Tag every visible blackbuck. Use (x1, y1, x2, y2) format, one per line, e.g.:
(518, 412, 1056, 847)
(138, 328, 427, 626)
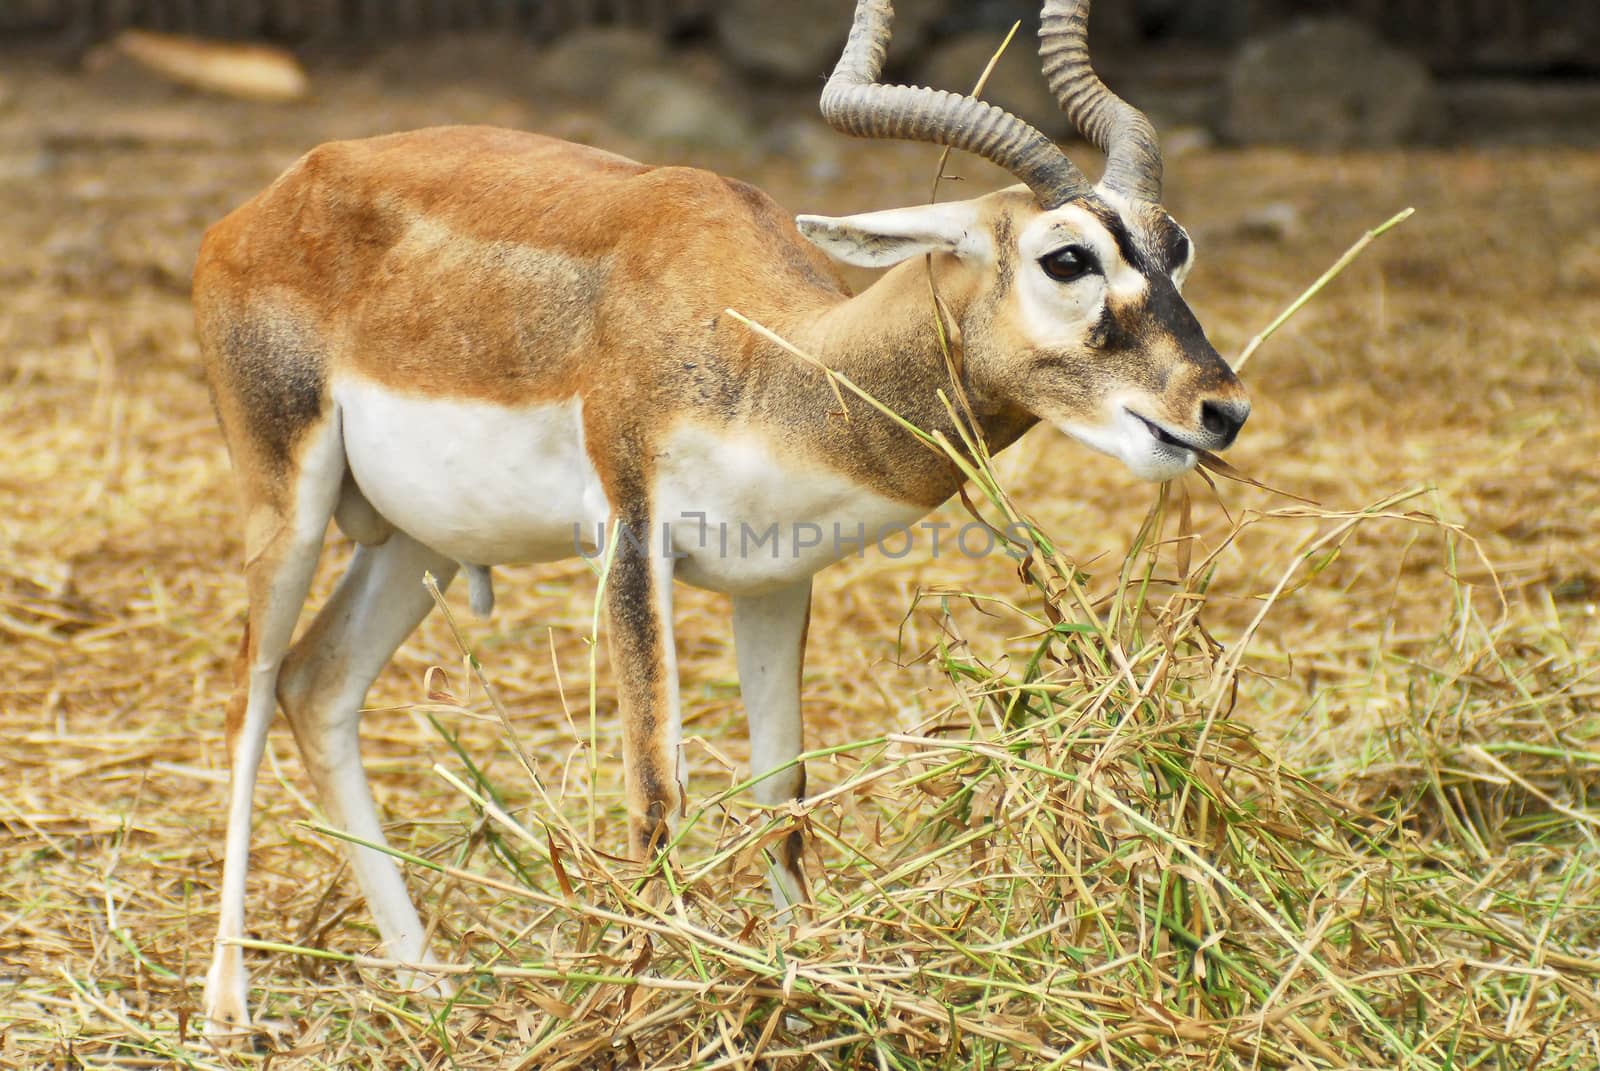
(194, 0, 1249, 1033)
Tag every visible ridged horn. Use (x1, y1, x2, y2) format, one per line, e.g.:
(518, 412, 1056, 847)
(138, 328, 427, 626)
(821, 0, 1090, 209)
(1039, 0, 1163, 202)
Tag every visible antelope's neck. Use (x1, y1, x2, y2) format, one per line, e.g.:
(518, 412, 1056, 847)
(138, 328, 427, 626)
(753, 260, 1037, 510)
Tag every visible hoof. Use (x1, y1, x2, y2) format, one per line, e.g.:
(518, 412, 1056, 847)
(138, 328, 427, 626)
(203, 952, 258, 1047)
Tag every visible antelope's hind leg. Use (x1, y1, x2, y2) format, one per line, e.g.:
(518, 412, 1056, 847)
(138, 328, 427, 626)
(204, 420, 345, 1037)
(275, 517, 459, 997)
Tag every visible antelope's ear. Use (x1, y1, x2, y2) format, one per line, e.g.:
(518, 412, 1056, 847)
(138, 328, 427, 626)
(796, 201, 985, 268)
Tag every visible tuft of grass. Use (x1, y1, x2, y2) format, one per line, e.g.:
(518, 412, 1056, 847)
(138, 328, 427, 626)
(270, 441, 1600, 1070)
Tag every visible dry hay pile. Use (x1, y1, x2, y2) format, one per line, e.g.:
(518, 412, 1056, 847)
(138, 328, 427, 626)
(1, 60, 1599, 1070)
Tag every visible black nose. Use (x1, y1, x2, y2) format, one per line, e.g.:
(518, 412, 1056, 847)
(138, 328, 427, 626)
(1199, 399, 1249, 449)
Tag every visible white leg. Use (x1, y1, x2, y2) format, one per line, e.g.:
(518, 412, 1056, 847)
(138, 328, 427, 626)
(731, 578, 812, 910)
(276, 531, 458, 992)
(206, 435, 344, 1036)
(207, 622, 308, 1035)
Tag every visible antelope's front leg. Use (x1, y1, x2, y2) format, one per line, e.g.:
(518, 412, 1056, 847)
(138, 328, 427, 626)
(605, 513, 684, 864)
(731, 578, 812, 910)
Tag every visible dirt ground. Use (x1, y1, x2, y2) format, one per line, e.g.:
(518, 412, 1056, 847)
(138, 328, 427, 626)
(1, 46, 1598, 1065)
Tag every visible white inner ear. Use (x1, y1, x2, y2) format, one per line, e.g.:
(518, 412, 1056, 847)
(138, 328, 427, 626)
(796, 201, 983, 268)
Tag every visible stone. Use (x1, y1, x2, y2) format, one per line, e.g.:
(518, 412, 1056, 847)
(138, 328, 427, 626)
(716, 0, 854, 83)
(111, 30, 309, 102)
(883, 0, 950, 74)
(762, 117, 848, 184)
(605, 69, 754, 152)
(1235, 201, 1302, 243)
(715, 0, 944, 84)
(1438, 80, 1600, 147)
(372, 33, 547, 96)
(533, 27, 667, 104)
(1223, 17, 1434, 149)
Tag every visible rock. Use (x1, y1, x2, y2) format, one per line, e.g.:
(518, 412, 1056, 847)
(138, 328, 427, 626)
(937, 0, 1033, 37)
(1438, 80, 1600, 147)
(111, 30, 309, 102)
(763, 117, 847, 184)
(1235, 201, 1302, 243)
(1160, 124, 1215, 159)
(372, 33, 547, 95)
(715, 0, 942, 83)
(883, 0, 949, 74)
(605, 69, 754, 152)
(1223, 17, 1434, 149)
(716, 0, 854, 83)
(916, 30, 1065, 137)
(1136, 0, 1247, 42)
(533, 27, 666, 104)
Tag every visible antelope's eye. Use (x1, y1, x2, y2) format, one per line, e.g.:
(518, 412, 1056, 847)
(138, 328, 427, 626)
(1170, 234, 1191, 269)
(1039, 245, 1096, 283)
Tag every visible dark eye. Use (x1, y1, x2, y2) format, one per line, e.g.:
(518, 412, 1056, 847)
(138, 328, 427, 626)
(1039, 245, 1097, 283)
(1170, 233, 1191, 268)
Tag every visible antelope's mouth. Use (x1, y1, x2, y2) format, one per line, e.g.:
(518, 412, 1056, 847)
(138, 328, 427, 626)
(1129, 411, 1198, 453)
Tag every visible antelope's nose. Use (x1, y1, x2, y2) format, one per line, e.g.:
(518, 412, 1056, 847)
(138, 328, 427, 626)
(1200, 398, 1249, 450)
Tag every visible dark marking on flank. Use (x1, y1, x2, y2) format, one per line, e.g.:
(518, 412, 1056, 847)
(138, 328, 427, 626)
(219, 316, 327, 472)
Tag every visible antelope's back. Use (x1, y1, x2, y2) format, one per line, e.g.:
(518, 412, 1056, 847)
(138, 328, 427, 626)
(194, 125, 845, 410)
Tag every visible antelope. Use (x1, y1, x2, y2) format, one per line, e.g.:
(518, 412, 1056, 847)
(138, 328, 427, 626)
(194, 0, 1249, 1034)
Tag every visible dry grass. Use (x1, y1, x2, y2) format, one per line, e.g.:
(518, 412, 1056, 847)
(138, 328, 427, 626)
(2, 57, 1599, 1070)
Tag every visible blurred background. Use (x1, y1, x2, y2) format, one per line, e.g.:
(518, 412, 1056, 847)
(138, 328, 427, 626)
(2, 0, 1598, 148)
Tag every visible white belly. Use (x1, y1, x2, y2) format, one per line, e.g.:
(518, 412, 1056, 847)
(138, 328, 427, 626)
(334, 380, 930, 589)
(336, 378, 608, 565)
(654, 422, 928, 595)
